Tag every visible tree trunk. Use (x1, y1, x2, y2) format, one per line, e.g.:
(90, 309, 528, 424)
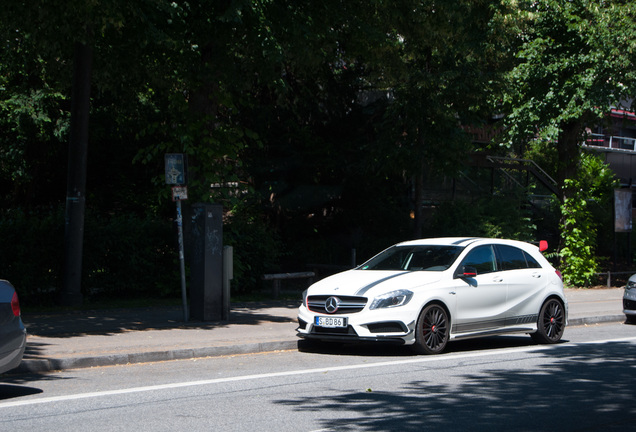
(556, 120, 583, 202)
(413, 134, 427, 239)
(61, 42, 92, 306)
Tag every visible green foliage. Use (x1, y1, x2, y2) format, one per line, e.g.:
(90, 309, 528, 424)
(0, 207, 180, 306)
(499, 0, 636, 196)
(426, 195, 538, 242)
(559, 153, 617, 286)
(502, 0, 636, 145)
(223, 198, 282, 295)
(0, 208, 65, 305)
(1, 0, 635, 303)
(82, 211, 179, 299)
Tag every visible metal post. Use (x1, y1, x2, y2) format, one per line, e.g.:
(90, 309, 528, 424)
(223, 246, 233, 321)
(176, 199, 188, 322)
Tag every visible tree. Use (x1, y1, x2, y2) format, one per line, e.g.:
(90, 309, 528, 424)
(0, 1, 192, 302)
(501, 0, 636, 200)
(374, 0, 510, 237)
(499, 0, 636, 283)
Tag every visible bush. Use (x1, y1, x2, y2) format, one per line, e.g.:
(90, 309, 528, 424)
(0, 207, 65, 306)
(558, 153, 617, 286)
(223, 200, 282, 295)
(82, 212, 179, 299)
(0, 206, 180, 306)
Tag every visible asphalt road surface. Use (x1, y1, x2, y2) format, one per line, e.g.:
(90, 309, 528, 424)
(1, 322, 635, 432)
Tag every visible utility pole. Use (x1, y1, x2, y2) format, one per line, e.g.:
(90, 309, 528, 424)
(61, 42, 92, 306)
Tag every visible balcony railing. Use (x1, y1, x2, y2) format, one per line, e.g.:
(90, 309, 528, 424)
(585, 133, 636, 151)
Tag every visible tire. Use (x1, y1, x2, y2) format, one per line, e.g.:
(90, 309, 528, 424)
(531, 298, 565, 344)
(413, 304, 449, 355)
(626, 315, 636, 325)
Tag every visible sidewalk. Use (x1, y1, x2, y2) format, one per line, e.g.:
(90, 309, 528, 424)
(12, 288, 627, 374)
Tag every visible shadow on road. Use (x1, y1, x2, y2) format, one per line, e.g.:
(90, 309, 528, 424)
(0, 384, 43, 401)
(281, 340, 636, 431)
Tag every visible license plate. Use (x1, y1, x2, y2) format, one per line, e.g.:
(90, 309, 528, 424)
(315, 316, 347, 328)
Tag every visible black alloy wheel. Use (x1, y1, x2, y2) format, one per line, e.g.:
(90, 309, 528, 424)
(531, 298, 565, 344)
(413, 304, 449, 354)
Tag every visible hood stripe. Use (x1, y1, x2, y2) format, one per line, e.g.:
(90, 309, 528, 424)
(355, 271, 410, 296)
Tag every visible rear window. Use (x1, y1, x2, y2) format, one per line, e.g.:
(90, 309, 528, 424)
(496, 245, 542, 270)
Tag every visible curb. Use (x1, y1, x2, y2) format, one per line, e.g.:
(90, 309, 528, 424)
(15, 340, 300, 374)
(12, 315, 628, 375)
(568, 315, 627, 326)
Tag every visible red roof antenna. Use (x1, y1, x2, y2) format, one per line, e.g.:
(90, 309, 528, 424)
(539, 240, 548, 252)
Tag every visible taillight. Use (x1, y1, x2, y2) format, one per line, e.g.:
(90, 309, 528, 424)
(11, 291, 21, 317)
(555, 270, 563, 281)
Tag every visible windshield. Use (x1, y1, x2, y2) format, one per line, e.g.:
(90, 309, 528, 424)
(359, 245, 464, 271)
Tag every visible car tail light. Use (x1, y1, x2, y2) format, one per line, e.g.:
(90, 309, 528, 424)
(555, 270, 563, 281)
(11, 291, 21, 317)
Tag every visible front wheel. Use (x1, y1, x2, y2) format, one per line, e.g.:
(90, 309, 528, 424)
(531, 298, 565, 344)
(413, 304, 449, 355)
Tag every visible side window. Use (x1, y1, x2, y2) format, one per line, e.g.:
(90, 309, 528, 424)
(461, 245, 496, 275)
(496, 245, 528, 270)
(523, 251, 542, 268)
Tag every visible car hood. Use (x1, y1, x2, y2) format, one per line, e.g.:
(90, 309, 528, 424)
(307, 269, 443, 297)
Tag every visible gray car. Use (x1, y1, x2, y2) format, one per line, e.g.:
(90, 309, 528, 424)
(0, 280, 26, 374)
(625, 275, 636, 324)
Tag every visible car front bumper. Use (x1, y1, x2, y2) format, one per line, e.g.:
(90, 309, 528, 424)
(296, 303, 417, 345)
(624, 286, 636, 316)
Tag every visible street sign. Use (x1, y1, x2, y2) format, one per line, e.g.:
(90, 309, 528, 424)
(165, 153, 187, 185)
(172, 186, 188, 201)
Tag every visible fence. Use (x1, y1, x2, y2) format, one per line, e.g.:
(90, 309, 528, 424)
(595, 271, 635, 288)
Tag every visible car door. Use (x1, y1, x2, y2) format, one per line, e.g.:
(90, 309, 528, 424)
(452, 245, 507, 334)
(495, 245, 549, 327)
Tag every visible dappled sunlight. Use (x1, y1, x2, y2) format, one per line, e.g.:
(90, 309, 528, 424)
(276, 341, 636, 431)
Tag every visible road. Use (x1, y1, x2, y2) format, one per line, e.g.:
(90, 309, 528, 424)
(1, 323, 635, 432)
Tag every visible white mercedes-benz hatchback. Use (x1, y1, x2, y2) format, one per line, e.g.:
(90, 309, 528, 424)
(297, 237, 567, 354)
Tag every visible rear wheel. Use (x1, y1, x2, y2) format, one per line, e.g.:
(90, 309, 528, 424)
(413, 304, 449, 354)
(531, 298, 565, 344)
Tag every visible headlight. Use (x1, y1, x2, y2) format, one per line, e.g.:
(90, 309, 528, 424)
(370, 289, 413, 310)
(628, 280, 636, 290)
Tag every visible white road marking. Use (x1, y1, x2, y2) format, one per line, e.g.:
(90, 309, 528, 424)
(2, 336, 635, 409)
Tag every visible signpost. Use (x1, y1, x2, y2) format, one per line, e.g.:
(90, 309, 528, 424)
(165, 154, 189, 322)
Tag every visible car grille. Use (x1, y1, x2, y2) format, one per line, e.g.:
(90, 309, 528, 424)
(624, 298, 636, 310)
(307, 295, 367, 314)
(311, 325, 358, 336)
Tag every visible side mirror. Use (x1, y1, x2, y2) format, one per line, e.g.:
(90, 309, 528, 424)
(455, 265, 477, 279)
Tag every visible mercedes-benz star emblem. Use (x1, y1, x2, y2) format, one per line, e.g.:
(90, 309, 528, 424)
(325, 296, 340, 314)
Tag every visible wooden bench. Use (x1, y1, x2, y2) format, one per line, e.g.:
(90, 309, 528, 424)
(262, 271, 315, 299)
